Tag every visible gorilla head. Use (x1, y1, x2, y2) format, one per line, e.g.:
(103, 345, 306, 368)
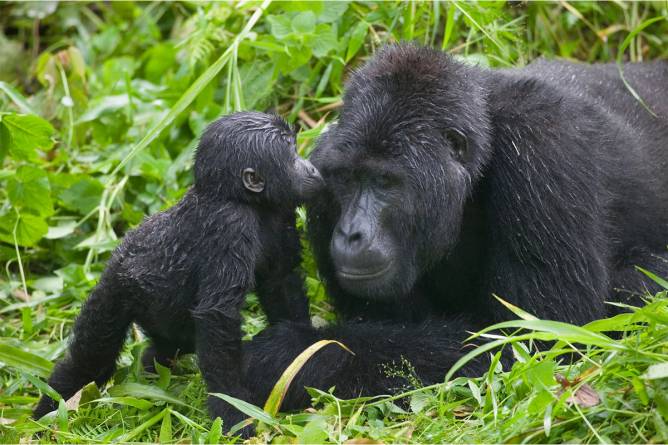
(195, 111, 323, 208)
(309, 45, 492, 300)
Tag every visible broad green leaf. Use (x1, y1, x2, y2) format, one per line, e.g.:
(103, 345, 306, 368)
(32, 275, 64, 293)
(77, 94, 130, 123)
(45, 220, 77, 240)
(312, 24, 338, 58)
(7, 165, 53, 216)
(346, 21, 368, 62)
(0, 113, 54, 161)
(79, 382, 102, 407)
(58, 177, 104, 215)
(144, 43, 176, 83)
(159, 410, 172, 443)
(296, 416, 328, 444)
(524, 360, 556, 388)
(0, 343, 53, 378)
(527, 388, 552, 415)
(267, 15, 293, 40)
(643, 362, 668, 380)
(0, 212, 49, 247)
(207, 417, 223, 444)
(410, 391, 431, 414)
(632, 377, 650, 405)
(264, 339, 354, 417)
(292, 11, 316, 34)
(318, 1, 349, 23)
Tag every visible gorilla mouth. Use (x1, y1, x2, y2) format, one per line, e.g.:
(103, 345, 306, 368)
(337, 260, 394, 281)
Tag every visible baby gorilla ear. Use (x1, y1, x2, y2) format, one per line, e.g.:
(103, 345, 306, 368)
(242, 168, 265, 193)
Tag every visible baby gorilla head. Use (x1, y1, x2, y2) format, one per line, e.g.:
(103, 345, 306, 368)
(194, 112, 324, 207)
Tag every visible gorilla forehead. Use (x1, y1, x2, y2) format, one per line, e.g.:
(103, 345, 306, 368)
(197, 111, 295, 164)
(318, 44, 492, 176)
(344, 44, 476, 114)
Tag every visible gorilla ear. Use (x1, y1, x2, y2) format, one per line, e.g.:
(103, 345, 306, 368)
(242, 168, 265, 193)
(445, 129, 469, 162)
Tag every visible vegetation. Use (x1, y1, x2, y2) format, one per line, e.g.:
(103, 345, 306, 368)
(1, 1, 667, 443)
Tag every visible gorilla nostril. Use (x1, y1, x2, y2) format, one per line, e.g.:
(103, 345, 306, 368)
(348, 232, 362, 244)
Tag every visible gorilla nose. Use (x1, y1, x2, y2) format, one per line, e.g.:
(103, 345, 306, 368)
(333, 224, 366, 253)
(331, 222, 392, 279)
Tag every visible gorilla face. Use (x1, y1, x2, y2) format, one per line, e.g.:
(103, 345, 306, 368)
(313, 123, 475, 300)
(309, 45, 492, 300)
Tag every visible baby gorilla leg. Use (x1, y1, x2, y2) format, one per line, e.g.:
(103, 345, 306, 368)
(193, 308, 254, 437)
(34, 281, 133, 418)
(141, 335, 195, 373)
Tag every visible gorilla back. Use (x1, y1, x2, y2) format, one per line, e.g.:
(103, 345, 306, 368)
(308, 44, 668, 325)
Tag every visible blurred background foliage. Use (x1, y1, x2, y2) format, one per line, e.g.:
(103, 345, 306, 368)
(0, 1, 667, 443)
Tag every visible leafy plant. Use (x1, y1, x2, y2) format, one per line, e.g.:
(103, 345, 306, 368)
(1, 1, 667, 443)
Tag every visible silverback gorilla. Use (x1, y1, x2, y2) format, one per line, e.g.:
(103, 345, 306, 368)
(242, 44, 668, 410)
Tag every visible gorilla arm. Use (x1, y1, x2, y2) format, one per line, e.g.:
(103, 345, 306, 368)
(242, 318, 488, 410)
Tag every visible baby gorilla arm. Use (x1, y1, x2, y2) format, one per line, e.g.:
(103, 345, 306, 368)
(242, 318, 489, 410)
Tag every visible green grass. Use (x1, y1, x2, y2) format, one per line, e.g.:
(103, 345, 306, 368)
(1, 1, 668, 443)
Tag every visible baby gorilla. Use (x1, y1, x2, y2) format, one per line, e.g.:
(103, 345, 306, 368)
(34, 112, 324, 434)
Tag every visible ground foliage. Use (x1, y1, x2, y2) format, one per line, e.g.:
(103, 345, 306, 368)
(1, 1, 668, 443)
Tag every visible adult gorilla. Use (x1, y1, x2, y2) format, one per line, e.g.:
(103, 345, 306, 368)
(243, 44, 668, 409)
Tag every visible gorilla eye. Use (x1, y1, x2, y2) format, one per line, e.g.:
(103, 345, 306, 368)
(242, 168, 265, 193)
(376, 175, 393, 188)
(445, 129, 469, 162)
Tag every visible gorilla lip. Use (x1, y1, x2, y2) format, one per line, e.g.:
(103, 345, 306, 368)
(337, 260, 394, 280)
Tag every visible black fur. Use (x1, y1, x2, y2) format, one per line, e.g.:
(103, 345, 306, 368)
(34, 112, 322, 435)
(243, 45, 668, 407)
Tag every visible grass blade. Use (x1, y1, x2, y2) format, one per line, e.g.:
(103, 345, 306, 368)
(636, 266, 668, 290)
(114, 408, 168, 443)
(0, 81, 37, 115)
(210, 392, 278, 426)
(108, 382, 188, 408)
(263, 340, 354, 417)
(0, 343, 53, 378)
(493, 294, 538, 320)
(468, 319, 623, 350)
(615, 16, 665, 117)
